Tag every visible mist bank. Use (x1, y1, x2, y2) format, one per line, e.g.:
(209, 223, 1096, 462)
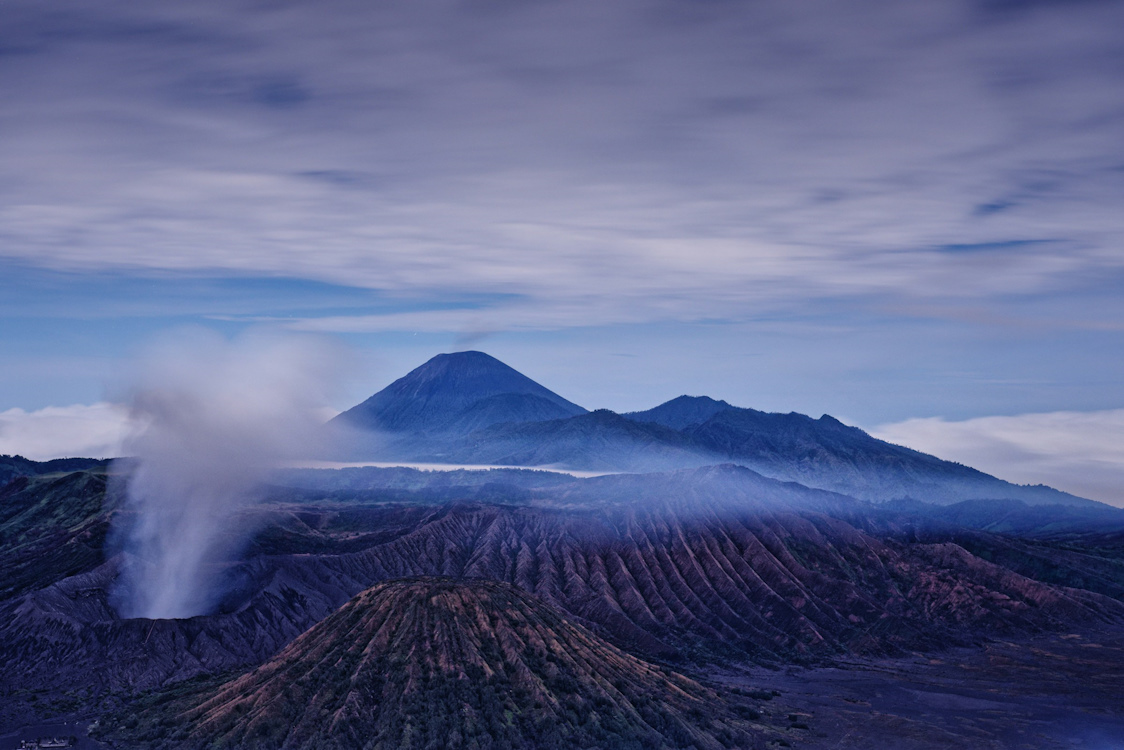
(873, 409, 1124, 508)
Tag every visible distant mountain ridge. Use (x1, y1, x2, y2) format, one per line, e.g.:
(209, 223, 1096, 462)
(625, 394, 733, 430)
(331, 351, 1097, 508)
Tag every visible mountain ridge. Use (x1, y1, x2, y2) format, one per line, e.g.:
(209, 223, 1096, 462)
(331, 352, 1097, 508)
(625, 395, 733, 430)
(0, 454, 107, 486)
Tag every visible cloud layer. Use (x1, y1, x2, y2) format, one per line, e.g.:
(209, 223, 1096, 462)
(0, 402, 129, 461)
(873, 409, 1124, 507)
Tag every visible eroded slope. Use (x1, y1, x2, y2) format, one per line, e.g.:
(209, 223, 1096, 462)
(118, 578, 775, 750)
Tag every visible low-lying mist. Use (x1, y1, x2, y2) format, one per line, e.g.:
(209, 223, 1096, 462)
(110, 328, 346, 620)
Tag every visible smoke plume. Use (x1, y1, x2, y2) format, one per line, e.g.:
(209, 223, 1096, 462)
(110, 328, 344, 620)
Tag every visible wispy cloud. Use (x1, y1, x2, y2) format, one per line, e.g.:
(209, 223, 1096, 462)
(872, 409, 1124, 507)
(0, 402, 130, 460)
(0, 0, 1121, 331)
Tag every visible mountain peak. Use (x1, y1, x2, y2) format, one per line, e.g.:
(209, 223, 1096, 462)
(335, 351, 586, 433)
(626, 394, 734, 430)
(413, 349, 507, 373)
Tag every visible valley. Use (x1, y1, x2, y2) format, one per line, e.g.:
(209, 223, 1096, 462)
(755, 629, 1124, 750)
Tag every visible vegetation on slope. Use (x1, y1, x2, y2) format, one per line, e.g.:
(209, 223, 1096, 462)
(0, 470, 110, 600)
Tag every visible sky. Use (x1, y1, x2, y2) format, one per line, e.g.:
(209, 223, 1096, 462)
(1, 0, 1123, 504)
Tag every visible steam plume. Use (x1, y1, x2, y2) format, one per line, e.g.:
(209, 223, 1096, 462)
(111, 328, 343, 620)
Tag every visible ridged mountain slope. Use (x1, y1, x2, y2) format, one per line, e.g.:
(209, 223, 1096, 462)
(131, 578, 772, 750)
(450, 409, 707, 471)
(7, 466, 1121, 700)
(630, 398, 1093, 506)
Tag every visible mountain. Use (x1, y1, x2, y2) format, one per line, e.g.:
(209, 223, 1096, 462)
(0, 454, 106, 486)
(447, 405, 1092, 506)
(334, 351, 586, 434)
(110, 578, 774, 750)
(331, 353, 1096, 507)
(628, 397, 1095, 506)
(450, 409, 707, 472)
(626, 395, 733, 430)
(674, 406, 1093, 506)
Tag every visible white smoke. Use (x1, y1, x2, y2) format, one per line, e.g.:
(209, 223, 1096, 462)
(111, 328, 345, 620)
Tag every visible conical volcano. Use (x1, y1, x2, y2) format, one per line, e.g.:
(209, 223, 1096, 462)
(157, 578, 770, 750)
(335, 351, 586, 434)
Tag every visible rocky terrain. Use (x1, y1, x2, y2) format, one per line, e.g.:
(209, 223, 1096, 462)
(753, 629, 1124, 749)
(2, 464, 1122, 713)
(102, 578, 784, 750)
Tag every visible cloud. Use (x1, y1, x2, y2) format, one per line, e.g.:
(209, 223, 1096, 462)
(0, 0, 1121, 331)
(0, 402, 130, 460)
(872, 409, 1124, 506)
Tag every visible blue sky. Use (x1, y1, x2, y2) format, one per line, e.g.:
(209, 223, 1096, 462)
(2, 0, 1124, 503)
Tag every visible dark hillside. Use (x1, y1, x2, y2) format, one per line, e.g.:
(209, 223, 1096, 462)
(0, 470, 110, 600)
(0, 455, 106, 486)
(6, 466, 1122, 705)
